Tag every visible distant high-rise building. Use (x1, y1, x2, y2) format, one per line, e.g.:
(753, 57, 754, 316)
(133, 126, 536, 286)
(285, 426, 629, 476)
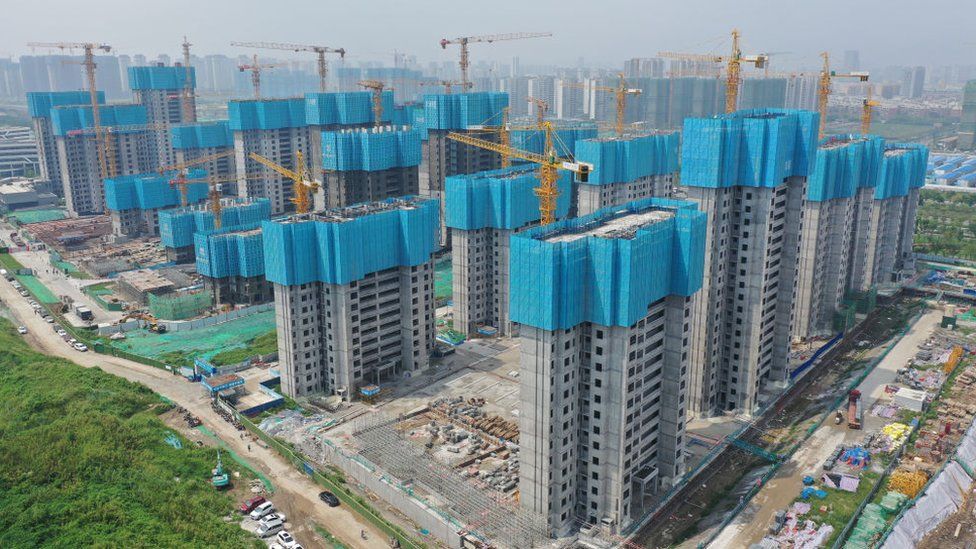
(527, 75, 556, 117)
(785, 75, 820, 111)
(511, 56, 520, 78)
(901, 66, 926, 99)
(555, 79, 586, 119)
(958, 80, 976, 150)
(129, 64, 197, 169)
(623, 58, 664, 79)
(843, 50, 861, 73)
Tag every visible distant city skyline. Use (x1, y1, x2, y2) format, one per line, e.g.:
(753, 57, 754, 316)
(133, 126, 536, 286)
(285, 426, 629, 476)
(1, 0, 971, 70)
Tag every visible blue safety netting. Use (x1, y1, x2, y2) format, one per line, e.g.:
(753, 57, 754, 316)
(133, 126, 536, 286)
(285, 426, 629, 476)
(159, 198, 272, 248)
(105, 168, 208, 211)
(321, 127, 421, 171)
(50, 104, 148, 136)
(27, 91, 103, 118)
(391, 103, 427, 140)
(575, 132, 679, 185)
(509, 197, 706, 331)
(424, 93, 509, 130)
(681, 108, 819, 188)
(807, 135, 885, 201)
(128, 66, 195, 90)
(305, 91, 393, 126)
(228, 98, 306, 131)
(263, 197, 439, 286)
(171, 121, 233, 150)
(510, 123, 598, 158)
(445, 166, 572, 231)
(875, 143, 929, 200)
(194, 223, 265, 278)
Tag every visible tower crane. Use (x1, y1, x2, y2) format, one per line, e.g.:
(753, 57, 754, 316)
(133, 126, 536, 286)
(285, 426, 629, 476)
(564, 74, 642, 136)
(231, 41, 346, 92)
(418, 80, 467, 94)
(238, 54, 285, 99)
(177, 174, 263, 229)
(358, 80, 389, 128)
(158, 150, 236, 206)
(528, 97, 549, 126)
(447, 121, 593, 224)
(861, 85, 880, 135)
(27, 41, 113, 177)
(439, 32, 552, 90)
(659, 29, 768, 113)
(816, 52, 869, 139)
(248, 152, 320, 214)
(181, 37, 196, 122)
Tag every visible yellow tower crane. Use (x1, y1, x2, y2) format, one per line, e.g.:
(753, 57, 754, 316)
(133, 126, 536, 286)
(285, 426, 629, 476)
(439, 32, 552, 90)
(447, 121, 593, 225)
(816, 52, 870, 139)
(177, 174, 263, 229)
(528, 97, 549, 126)
(358, 80, 389, 128)
(659, 29, 768, 113)
(181, 37, 196, 122)
(28, 41, 113, 177)
(861, 85, 880, 135)
(564, 74, 641, 136)
(231, 41, 346, 92)
(238, 54, 285, 99)
(248, 152, 320, 214)
(158, 150, 237, 207)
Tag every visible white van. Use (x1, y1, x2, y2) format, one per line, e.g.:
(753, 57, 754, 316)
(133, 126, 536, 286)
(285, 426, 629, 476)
(249, 501, 274, 520)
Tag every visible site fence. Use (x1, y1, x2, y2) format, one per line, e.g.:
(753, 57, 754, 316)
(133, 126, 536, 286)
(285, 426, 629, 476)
(690, 309, 923, 549)
(233, 410, 426, 549)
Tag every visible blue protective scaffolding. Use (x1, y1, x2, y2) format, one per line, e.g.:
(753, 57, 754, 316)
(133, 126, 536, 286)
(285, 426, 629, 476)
(171, 121, 233, 150)
(681, 108, 819, 188)
(159, 198, 272, 248)
(509, 197, 706, 331)
(445, 166, 572, 231)
(423, 92, 509, 130)
(104, 169, 208, 212)
(510, 123, 598, 158)
(263, 197, 439, 286)
(875, 143, 929, 200)
(321, 127, 422, 171)
(50, 104, 148, 136)
(195, 223, 265, 278)
(228, 98, 306, 131)
(391, 103, 427, 140)
(305, 91, 393, 126)
(27, 91, 103, 118)
(128, 66, 195, 90)
(807, 135, 884, 202)
(575, 132, 679, 185)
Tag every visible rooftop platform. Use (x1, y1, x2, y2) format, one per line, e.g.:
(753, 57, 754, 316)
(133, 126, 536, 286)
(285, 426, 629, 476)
(544, 209, 674, 243)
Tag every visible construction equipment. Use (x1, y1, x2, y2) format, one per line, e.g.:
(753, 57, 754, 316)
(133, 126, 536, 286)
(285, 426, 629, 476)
(248, 151, 319, 214)
(439, 32, 552, 90)
(358, 80, 389, 128)
(238, 54, 284, 99)
(27, 41, 113, 177)
(564, 74, 641, 136)
(179, 174, 265, 230)
(659, 29, 768, 113)
(231, 41, 346, 92)
(158, 150, 236, 207)
(816, 52, 870, 139)
(180, 37, 196, 122)
(861, 85, 880, 135)
(447, 121, 592, 225)
(847, 389, 863, 430)
(211, 449, 230, 488)
(528, 97, 549, 126)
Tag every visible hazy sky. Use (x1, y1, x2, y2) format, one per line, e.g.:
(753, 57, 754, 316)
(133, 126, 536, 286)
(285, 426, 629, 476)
(2, 0, 970, 69)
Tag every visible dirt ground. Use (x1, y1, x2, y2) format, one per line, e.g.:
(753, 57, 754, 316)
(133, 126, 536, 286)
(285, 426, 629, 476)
(919, 487, 976, 549)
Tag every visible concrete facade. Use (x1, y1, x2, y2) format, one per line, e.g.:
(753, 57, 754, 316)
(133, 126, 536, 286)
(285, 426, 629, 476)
(235, 126, 311, 216)
(849, 186, 921, 292)
(205, 274, 272, 306)
(55, 130, 153, 216)
(451, 226, 520, 336)
(575, 173, 673, 217)
(321, 166, 419, 209)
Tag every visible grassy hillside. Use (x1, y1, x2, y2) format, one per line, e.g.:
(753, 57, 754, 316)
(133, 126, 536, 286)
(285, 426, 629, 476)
(0, 317, 260, 548)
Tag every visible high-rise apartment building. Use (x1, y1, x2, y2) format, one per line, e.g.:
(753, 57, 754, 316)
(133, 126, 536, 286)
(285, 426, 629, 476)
(27, 91, 104, 198)
(574, 133, 678, 216)
(104, 169, 207, 237)
(263, 197, 439, 399)
(170, 121, 236, 195)
(320, 126, 421, 208)
(958, 81, 976, 150)
(195, 223, 272, 306)
(901, 66, 926, 99)
(128, 64, 196, 169)
(682, 109, 818, 416)
(511, 198, 705, 536)
(159, 197, 271, 263)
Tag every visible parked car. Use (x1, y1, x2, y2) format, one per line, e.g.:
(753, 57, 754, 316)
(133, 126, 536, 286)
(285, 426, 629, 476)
(261, 513, 286, 525)
(43, 316, 54, 323)
(19, 290, 28, 297)
(56, 329, 67, 337)
(17, 326, 27, 334)
(249, 501, 274, 520)
(256, 516, 284, 538)
(318, 491, 340, 507)
(275, 531, 298, 547)
(239, 495, 266, 514)
(73, 342, 88, 352)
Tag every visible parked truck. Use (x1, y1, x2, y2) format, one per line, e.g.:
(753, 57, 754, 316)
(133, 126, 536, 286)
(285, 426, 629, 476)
(848, 389, 863, 430)
(74, 305, 93, 322)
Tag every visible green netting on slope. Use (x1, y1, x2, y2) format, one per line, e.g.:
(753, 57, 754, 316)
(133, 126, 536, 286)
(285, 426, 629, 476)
(17, 275, 59, 304)
(6, 208, 66, 224)
(114, 309, 275, 361)
(148, 291, 212, 321)
(434, 257, 451, 302)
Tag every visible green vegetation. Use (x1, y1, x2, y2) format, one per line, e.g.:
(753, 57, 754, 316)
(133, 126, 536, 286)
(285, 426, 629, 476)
(800, 470, 882, 547)
(0, 252, 24, 271)
(211, 330, 277, 366)
(0, 317, 260, 548)
(915, 189, 976, 261)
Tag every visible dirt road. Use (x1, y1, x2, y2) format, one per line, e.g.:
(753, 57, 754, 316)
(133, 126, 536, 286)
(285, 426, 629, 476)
(0, 276, 390, 549)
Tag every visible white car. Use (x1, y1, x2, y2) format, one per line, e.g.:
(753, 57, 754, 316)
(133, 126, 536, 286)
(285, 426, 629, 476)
(73, 342, 88, 352)
(16, 326, 27, 334)
(56, 329, 67, 337)
(275, 530, 298, 548)
(261, 512, 286, 525)
(256, 517, 284, 538)
(248, 501, 274, 520)
(43, 316, 54, 324)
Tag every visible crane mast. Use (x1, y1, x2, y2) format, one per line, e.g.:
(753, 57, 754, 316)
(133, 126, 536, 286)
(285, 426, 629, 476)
(817, 52, 870, 139)
(439, 32, 552, 90)
(248, 151, 320, 214)
(564, 75, 641, 136)
(238, 54, 284, 99)
(231, 41, 346, 92)
(358, 80, 389, 128)
(181, 37, 196, 122)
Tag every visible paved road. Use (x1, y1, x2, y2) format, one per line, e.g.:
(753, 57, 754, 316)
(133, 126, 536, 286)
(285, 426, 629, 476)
(0, 274, 389, 549)
(708, 308, 940, 548)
